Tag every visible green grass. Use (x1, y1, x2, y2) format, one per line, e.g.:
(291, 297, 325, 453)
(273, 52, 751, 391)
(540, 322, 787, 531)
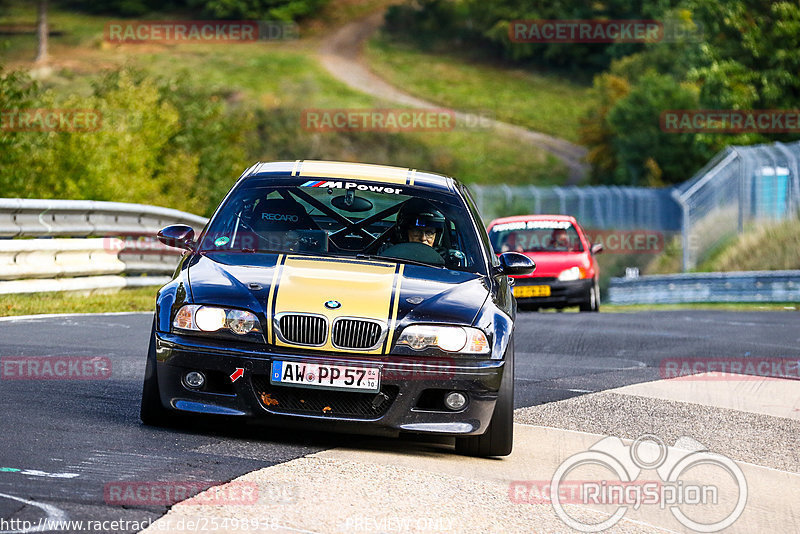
(365, 36, 591, 144)
(128, 48, 567, 184)
(0, 2, 106, 62)
(0, 287, 158, 317)
(648, 216, 800, 275)
(702, 216, 800, 272)
(645, 234, 683, 274)
(2, 287, 792, 317)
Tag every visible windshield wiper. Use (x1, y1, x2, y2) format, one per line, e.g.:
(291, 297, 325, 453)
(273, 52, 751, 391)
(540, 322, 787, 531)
(205, 247, 322, 256)
(356, 254, 443, 269)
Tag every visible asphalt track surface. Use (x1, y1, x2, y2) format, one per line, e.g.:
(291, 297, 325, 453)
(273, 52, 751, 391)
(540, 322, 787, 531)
(0, 310, 796, 533)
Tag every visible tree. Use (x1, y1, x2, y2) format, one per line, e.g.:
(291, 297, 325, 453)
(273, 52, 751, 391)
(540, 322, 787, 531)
(606, 72, 702, 185)
(579, 73, 630, 185)
(35, 0, 48, 64)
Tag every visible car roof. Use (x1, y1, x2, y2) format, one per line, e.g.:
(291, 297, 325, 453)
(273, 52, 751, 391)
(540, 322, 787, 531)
(244, 160, 456, 192)
(488, 214, 579, 227)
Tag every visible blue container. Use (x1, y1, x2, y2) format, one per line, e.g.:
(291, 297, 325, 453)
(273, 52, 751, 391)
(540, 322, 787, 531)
(754, 167, 790, 219)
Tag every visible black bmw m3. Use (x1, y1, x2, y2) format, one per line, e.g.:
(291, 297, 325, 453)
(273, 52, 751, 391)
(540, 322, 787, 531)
(141, 160, 534, 457)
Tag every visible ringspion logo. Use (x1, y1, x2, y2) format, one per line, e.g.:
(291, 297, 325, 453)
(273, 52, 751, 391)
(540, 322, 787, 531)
(512, 434, 747, 532)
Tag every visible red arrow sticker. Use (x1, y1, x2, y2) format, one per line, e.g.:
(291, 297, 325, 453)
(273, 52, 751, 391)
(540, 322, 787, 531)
(230, 368, 244, 383)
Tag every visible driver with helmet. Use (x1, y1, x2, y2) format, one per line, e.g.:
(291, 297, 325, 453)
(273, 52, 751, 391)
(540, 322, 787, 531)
(379, 198, 465, 267)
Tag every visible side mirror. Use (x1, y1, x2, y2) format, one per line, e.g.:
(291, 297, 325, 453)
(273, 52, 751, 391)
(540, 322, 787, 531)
(591, 243, 604, 255)
(495, 252, 535, 276)
(157, 224, 196, 251)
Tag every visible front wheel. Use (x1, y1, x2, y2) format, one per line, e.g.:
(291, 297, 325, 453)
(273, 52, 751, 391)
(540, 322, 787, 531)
(455, 340, 514, 457)
(140, 319, 174, 426)
(579, 280, 600, 312)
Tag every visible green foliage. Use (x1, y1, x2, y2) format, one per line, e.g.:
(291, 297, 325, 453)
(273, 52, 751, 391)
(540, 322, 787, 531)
(365, 36, 591, 143)
(700, 215, 800, 272)
(383, 0, 684, 74)
(0, 67, 39, 196)
(0, 65, 250, 215)
(196, 0, 328, 21)
(61, 0, 329, 20)
(579, 73, 630, 184)
(40, 69, 197, 206)
(155, 74, 251, 215)
(382, 0, 800, 186)
(61, 0, 192, 16)
(580, 1, 800, 185)
(687, 0, 800, 110)
(606, 72, 702, 185)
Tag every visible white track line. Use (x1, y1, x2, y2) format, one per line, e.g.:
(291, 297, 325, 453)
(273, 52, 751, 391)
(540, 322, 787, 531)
(0, 311, 151, 322)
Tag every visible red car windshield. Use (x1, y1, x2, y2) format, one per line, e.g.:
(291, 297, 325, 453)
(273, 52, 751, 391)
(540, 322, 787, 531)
(489, 220, 584, 253)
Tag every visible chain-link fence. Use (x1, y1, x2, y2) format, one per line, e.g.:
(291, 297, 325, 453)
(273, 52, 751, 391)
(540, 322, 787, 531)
(470, 184, 681, 231)
(673, 141, 800, 271)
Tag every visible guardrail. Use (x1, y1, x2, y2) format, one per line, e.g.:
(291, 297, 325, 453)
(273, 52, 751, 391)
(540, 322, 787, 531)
(0, 199, 208, 295)
(0, 198, 207, 237)
(608, 270, 800, 304)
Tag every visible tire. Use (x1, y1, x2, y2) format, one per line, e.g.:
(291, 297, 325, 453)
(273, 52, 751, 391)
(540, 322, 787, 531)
(579, 280, 600, 312)
(140, 319, 174, 426)
(455, 339, 514, 457)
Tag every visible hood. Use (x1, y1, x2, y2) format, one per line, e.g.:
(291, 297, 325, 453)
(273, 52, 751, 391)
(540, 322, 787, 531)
(512, 251, 591, 278)
(187, 253, 489, 355)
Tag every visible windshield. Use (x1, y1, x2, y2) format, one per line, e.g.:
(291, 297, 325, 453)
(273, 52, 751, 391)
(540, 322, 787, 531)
(489, 219, 584, 253)
(199, 177, 486, 273)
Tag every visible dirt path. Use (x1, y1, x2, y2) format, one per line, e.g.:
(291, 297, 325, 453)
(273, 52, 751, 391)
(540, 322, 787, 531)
(318, 11, 589, 184)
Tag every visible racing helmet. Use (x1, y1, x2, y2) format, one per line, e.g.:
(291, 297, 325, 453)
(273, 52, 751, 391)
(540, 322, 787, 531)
(396, 198, 445, 243)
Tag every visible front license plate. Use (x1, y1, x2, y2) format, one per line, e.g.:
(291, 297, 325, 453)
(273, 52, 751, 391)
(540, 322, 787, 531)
(514, 285, 551, 298)
(270, 361, 380, 393)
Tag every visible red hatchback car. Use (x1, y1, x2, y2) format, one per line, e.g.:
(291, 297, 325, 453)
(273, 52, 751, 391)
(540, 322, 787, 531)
(487, 215, 603, 311)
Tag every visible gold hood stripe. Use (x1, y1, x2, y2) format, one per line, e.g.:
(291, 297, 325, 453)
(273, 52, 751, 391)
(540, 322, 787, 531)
(297, 161, 410, 184)
(271, 256, 401, 354)
(383, 264, 405, 354)
(266, 254, 286, 344)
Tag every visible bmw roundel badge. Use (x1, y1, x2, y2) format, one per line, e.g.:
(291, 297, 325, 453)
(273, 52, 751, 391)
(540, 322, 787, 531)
(324, 300, 341, 310)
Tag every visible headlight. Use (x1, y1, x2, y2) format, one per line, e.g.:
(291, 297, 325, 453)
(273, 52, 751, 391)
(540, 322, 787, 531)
(396, 325, 490, 354)
(557, 266, 586, 281)
(172, 305, 262, 335)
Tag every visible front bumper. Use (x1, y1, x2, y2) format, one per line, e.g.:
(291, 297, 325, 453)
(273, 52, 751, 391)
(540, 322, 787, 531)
(153, 332, 505, 437)
(513, 278, 592, 308)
